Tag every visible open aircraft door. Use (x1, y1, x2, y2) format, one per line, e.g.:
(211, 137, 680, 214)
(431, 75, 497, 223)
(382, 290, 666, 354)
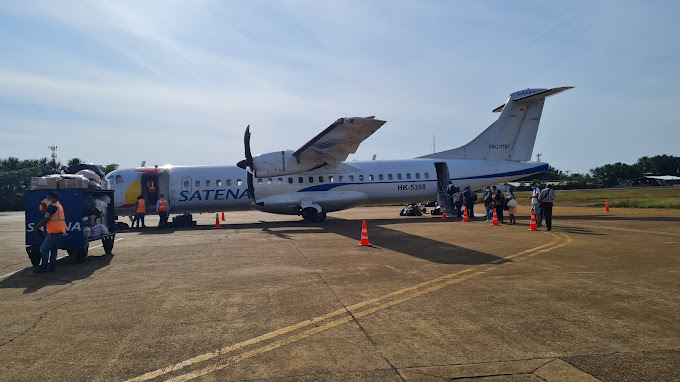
(434, 162, 451, 210)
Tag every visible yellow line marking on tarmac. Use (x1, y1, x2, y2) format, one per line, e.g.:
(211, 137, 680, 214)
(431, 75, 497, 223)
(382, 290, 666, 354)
(585, 225, 680, 237)
(166, 271, 490, 382)
(523, 234, 572, 259)
(126, 234, 571, 382)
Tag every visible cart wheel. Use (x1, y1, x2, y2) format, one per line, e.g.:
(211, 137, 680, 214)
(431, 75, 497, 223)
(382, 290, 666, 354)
(27, 249, 41, 267)
(102, 237, 114, 255)
(75, 248, 87, 264)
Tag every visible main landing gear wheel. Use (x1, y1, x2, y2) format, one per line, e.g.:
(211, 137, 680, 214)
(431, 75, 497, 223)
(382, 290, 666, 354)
(301, 207, 326, 223)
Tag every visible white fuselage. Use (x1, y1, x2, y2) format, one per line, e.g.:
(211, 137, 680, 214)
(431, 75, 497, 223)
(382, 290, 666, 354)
(107, 158, 547, 217)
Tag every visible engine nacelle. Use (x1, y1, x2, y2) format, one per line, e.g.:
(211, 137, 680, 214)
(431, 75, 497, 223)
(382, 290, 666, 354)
(252, 150, 325, 177)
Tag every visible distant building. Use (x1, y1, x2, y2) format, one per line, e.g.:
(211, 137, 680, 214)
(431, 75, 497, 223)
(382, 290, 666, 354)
(630, 175, 680, 187)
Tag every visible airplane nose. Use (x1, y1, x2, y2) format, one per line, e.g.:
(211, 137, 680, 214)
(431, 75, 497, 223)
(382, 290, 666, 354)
(236, 159, 247, 169)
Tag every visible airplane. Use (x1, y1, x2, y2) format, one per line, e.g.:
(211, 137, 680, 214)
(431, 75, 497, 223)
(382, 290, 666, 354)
(106, 87, 572, 223)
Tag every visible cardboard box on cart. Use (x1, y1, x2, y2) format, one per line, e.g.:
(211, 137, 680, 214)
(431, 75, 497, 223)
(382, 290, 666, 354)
(31, 176, 59, 190)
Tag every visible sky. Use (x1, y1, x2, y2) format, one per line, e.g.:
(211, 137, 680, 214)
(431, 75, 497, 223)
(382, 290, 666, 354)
(0, 0, 678, 175)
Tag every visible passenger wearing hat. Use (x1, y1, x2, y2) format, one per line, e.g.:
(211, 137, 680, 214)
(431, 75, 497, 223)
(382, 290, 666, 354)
(32, 191, 66, 273)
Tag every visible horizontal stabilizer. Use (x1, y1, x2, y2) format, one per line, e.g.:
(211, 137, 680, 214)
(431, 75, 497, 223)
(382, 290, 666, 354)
(493, 87, 573, 113)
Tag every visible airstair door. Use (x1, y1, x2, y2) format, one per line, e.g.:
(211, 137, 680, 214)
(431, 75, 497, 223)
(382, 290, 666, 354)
(434, 162, 451, 211)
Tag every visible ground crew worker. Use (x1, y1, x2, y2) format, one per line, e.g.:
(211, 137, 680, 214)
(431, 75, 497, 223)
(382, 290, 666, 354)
(132, 195, 147, 228)
(156, 194, 170, 228)
(32, 191, 66, 273)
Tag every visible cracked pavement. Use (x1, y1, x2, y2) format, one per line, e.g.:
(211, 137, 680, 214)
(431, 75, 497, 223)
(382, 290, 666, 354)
(1, 206, 679, 381)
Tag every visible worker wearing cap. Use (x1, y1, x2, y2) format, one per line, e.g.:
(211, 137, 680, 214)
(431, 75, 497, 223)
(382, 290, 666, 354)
(132, 195, 147, 228)
(156, 194, 170, 228)
(32, 191, 66, 273)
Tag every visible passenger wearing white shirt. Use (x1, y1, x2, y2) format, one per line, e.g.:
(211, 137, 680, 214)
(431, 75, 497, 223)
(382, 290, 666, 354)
(528, 184, 543, 227)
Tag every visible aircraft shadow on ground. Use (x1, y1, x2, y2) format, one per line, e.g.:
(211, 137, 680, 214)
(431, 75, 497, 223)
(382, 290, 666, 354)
(0, 253, 113, 294)
(216, 217, 511, 265)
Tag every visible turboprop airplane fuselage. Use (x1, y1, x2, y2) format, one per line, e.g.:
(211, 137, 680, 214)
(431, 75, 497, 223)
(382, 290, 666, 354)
(106, 87, 571, 222)
(107, 159, 547, 216)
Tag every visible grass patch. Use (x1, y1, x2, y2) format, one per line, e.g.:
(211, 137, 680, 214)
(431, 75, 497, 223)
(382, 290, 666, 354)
(513, 187, 680, 209)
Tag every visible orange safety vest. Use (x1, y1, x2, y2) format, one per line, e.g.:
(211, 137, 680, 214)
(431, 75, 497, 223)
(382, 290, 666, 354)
(47, 202, 67, 234)
(157, 198, 167, 212)
(136, 199, 146, 214)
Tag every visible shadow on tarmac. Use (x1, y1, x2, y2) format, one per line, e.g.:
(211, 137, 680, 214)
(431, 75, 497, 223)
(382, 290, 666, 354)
(0, 253, 113, 294)
(221, 216, 510, 265)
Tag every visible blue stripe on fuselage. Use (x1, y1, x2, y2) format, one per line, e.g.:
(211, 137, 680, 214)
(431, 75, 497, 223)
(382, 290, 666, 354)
(296, 164, 548, 192)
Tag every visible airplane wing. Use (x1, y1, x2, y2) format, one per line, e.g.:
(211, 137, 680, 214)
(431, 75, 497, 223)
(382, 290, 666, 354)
(292, 117, 387, 167)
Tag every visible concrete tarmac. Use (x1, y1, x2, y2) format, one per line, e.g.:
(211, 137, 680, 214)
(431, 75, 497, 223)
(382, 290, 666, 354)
(0, 205, 679, 381)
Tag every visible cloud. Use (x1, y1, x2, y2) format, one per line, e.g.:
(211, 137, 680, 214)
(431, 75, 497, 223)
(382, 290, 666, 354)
(0, 1, 678, 173)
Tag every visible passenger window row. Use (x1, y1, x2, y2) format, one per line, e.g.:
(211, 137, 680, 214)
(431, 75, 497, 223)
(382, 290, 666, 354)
(187, 179, 243, 188)
(186, 172, 430, 188)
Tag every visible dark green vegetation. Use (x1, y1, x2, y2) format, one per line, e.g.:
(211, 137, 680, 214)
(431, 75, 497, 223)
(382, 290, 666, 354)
(516, 154, 680, 190)
(0, 157, 118, 211)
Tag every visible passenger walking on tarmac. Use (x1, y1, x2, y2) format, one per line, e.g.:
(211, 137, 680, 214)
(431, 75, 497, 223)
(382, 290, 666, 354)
(494, 189, 505, 224)
(538, 184, 556, 231)
(528, 183, 543, 228)
(32, 191, 66, 273)
(483, 186, 493, 222)
(132, 195, 147, 228)
(156, 194, 170, 228)
(454, 189, 463, 219)
(506, 187, 517, 225)
(463, 186, 476, 218)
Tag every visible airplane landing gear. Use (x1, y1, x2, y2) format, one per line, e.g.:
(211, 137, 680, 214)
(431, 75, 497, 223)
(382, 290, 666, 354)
(301, 207, 326, 223)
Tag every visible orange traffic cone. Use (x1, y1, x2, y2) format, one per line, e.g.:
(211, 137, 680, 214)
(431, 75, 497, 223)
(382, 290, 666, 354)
(605, 200, 610, 212)
(214, 213, 221, 229)
(221, 212, 226, 221)
(442, 206, 448, 220)
(463, 206, 470, 222)
(491, 209, 500, 226)
(358, 220, 372, 247)
(528, 209, 539, 231)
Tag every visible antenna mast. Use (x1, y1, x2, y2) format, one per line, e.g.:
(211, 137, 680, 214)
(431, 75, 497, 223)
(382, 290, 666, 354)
(48, 144, 58, 162)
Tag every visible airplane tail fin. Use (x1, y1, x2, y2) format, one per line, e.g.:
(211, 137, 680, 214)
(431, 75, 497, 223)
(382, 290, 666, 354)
(420, 87, 572, 162)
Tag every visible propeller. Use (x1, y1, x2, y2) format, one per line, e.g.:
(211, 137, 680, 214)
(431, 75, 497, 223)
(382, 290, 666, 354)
(236, 125, 256, 202)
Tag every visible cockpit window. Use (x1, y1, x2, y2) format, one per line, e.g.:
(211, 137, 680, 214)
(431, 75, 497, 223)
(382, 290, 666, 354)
(115, 175, 123, 184)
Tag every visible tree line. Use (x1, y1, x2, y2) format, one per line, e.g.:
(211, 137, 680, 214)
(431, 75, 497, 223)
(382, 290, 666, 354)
(0, 157, 118, 211)
(1, 154, 678, 211)
(517, 154, 680, 190)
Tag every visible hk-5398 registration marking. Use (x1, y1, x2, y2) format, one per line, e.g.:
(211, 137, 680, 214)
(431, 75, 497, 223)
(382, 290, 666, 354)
(398, 184, 426, 191)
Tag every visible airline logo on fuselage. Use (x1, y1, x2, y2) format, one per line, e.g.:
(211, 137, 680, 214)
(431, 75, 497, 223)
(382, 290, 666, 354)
(179, 189, 251, 202)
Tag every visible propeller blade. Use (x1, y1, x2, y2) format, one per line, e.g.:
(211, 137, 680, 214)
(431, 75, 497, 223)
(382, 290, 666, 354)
(244, 125, 252, 164)
(247, 171, 255, 202)
(242, 125, 256, 202)
(238, 125, 253, 169)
